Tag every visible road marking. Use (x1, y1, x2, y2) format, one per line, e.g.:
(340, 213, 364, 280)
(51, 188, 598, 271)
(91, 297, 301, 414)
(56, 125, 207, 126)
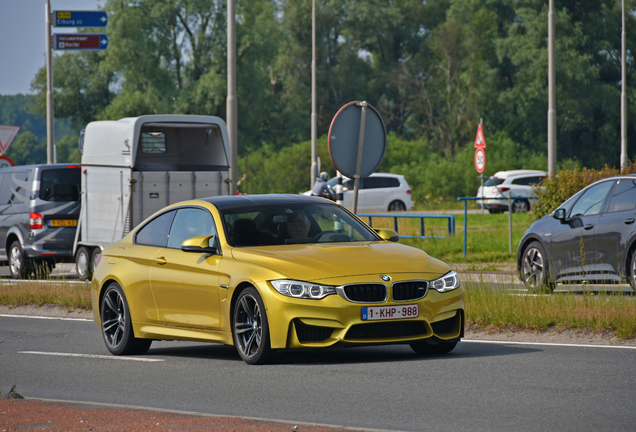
(0, 313, 93, 322)
(463, 339, 636, 350)
(19, 351, 164, 362)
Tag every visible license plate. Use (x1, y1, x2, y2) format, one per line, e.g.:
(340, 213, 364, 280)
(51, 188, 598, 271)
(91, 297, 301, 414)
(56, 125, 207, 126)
(48, 219, 77, 227)
(361, 304, 418, 321)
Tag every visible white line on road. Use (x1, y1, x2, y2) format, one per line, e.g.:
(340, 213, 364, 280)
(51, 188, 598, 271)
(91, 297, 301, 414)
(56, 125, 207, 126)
(0, 313, 93, 322)
(19, 351, 164, 362)
(463, 339, 636, 350)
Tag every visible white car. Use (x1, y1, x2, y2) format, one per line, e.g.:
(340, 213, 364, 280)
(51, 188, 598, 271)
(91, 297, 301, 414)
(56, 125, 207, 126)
(476, 170, 547, 213)
(305, 173, 414, 212)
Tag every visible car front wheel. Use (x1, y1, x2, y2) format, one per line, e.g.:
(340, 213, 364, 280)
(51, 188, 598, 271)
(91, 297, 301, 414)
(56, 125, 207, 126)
(521, 241, 554, 292)
(76, 246, 92, 281)
(101, 282, 152, 355)
(233, 287, 273, 364)
(629, 250, 636, 292)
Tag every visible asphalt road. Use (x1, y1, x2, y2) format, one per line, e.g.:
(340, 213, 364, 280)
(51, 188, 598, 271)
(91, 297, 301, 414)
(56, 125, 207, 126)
(1, 314, 635, 432)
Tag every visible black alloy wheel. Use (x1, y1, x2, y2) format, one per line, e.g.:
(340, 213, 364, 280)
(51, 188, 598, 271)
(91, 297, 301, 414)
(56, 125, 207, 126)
(233, 287, 273, 364)
(629, 250, 636, 292)
(521, 241, 554, 292)
(388, 200, 406, 211)
(101, 282, 152, 355)
(512, 199, 530, 213)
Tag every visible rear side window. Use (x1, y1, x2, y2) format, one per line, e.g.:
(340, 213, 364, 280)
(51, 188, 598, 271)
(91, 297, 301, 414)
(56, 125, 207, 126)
(135, 210, 176, 247)
(607, 179, 636, 213)
(39, 168, 80, 202)
(484, 177, 504, 187)
(364, 177, 400, 189)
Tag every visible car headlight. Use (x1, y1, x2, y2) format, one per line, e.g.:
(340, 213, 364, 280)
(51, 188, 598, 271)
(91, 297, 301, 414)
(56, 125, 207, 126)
(270, 279, 336, 300)
(429, 271, 460, 293)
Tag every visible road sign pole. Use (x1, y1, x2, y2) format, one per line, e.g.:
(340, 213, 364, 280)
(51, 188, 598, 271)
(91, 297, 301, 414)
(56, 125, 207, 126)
(45, 0, 55, 165)
(352, 102, 368, 214)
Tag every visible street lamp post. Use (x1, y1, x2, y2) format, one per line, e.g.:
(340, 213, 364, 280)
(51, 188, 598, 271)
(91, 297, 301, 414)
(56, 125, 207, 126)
(621, 0, 628, 172)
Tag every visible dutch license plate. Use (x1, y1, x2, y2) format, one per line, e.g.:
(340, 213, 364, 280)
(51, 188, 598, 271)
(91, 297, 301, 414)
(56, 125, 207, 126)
(48, 219, 77, 227)
(361, 304, 419, 321)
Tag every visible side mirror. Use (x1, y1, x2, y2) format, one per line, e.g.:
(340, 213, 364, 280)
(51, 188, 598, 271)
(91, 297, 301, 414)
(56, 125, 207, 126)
(181, 235, 219, 254)
(553, 208, 566, 221)
(374, 228, 400, 242)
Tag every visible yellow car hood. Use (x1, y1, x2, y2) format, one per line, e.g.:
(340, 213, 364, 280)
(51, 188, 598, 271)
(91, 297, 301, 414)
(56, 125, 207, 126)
(230, 242, 450, 282)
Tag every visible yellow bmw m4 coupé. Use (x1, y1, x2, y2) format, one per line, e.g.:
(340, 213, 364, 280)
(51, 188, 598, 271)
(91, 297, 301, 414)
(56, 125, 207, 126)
(91, 194, 464, 364)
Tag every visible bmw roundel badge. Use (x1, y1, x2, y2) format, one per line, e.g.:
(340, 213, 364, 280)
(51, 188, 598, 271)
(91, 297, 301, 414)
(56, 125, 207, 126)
(380, 275, 391, 281)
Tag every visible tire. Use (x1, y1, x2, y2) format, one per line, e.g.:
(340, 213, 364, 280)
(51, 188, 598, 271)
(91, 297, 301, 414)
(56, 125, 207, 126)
(488, 208, 501, 214)
(100, 282, 152, 355)
(92, 248, 102, 273)
(388, 200, 406, 211)
(76, 246, 93, 281)
(9, 241, 29, 279)
(233, 287, 274, 365)
(520, 241, 554, 293)
(410, 339, 458, 355)
(628, 249, 636, 292)
(512, 199, 530, 213)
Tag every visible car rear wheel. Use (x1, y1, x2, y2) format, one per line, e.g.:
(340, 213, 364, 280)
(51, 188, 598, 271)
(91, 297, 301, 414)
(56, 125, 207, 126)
(410, 339, 458, 355)
(388, 200, 406, 211)
(76, 246, 92, 281)
(101, 282, 152, 355)
(512, 199, 530, 213)
(9, 241, 29, 279)
(233, 287, 273, 365)
(521, 241, 554, 292)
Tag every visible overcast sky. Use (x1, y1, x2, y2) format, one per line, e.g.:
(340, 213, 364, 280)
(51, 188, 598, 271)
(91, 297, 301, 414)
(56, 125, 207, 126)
(0, 0, 105, 95)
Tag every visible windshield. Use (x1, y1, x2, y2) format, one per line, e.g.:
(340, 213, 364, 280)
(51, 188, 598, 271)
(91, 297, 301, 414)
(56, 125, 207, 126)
(221, 202, 379, 247)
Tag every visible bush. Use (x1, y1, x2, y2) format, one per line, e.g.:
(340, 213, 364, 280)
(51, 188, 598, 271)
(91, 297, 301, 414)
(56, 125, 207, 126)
(530, 162, 636, 221)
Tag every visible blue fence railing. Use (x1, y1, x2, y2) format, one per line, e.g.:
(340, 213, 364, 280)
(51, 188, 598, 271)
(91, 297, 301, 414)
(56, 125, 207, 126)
(357, 213, 455, 239)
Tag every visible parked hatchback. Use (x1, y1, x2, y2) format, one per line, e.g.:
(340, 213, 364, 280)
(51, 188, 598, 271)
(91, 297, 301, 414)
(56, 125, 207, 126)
(326, 173, 414, 212)
(0, 164, 81, 278)
(517, 175, 636, 292)
(476, 170, 547, 213)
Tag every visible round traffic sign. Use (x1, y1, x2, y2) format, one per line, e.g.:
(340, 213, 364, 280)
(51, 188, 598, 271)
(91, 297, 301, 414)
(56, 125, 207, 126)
(328, 101, 386, 178)
(0, 155, 15, 169)
(475, 148, 486, 173)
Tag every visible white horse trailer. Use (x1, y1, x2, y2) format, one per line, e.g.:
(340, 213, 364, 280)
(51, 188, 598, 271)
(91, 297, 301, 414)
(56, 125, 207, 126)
(73, 115, 230, 280)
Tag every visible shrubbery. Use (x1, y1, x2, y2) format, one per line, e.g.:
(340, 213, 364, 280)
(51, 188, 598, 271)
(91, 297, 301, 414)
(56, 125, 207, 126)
(530, 162, 636, 222)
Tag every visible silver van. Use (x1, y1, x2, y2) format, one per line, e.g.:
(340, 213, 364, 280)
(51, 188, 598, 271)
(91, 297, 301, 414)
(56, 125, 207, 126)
(0, 164, 81, 278)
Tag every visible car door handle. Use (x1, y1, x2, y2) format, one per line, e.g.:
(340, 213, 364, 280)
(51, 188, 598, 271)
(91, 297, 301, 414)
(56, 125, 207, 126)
(154, 257, 167, 265)
(584, 224, 594, 230)
(625, 218, 635, 225)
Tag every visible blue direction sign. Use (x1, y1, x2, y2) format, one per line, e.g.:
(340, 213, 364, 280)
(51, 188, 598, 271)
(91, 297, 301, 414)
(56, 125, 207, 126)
(55, 34, 109, 51)
(53, 11, 108, 28)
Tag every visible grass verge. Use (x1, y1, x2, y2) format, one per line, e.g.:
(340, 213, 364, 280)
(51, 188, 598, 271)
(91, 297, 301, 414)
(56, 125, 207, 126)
(465, 282, 636, 339)
(0, 280, 92, 310)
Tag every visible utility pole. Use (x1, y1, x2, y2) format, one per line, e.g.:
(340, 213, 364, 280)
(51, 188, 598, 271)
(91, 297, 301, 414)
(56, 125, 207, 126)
(621, 0, 628, 172)
(310, 0, 317, 188)
(547, 0, 557, 176)
(45, 0, 54, 164)
(227, 0, 237, 195)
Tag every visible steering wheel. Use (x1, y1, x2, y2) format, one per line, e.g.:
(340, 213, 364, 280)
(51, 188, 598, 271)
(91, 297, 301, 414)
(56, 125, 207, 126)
(313, 231, 352, 242)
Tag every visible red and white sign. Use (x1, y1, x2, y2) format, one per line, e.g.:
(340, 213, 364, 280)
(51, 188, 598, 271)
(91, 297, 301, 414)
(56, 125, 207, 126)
(475, 148, 486, 173)
(0, 155, 15, 168)
(474, 123, 486, 148)
(0, 125, 20, 154)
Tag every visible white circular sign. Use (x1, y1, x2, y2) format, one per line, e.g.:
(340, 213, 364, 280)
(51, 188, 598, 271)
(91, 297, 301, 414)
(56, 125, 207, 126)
(475, 148, 486, 173)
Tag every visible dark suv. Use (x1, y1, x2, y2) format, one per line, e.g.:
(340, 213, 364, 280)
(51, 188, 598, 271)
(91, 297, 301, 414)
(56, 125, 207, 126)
(0, 164, 81, 278)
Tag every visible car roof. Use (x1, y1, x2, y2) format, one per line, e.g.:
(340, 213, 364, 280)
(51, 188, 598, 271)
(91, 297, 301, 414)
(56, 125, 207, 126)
(201, 193, 332, 210)
(335, 172, 404, 181)
(492, 170, 547, 179)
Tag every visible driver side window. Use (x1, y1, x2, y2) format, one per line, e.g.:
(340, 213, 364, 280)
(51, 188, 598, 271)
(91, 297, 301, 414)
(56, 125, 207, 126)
(167, 208, 216, 249)
(569, 181, 615, 217)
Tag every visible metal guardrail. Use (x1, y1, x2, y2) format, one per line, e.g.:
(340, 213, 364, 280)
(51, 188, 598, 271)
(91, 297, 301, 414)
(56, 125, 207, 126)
(357, 213, 455, 239)
(457, 195, 527, 257)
